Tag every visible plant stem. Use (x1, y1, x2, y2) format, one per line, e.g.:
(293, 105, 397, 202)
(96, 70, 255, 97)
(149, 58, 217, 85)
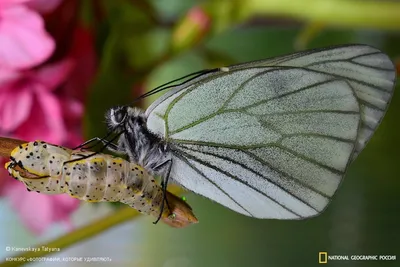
(0, 137, 25, 157)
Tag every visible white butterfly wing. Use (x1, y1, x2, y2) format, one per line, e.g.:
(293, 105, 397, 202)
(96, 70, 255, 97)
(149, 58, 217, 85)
(233, 44, 396, 159)
(145, 44, 396, 219)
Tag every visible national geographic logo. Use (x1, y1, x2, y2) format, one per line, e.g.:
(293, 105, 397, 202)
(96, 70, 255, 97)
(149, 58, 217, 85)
(318, 252, 396, 263)
(319, 252, 327, 264)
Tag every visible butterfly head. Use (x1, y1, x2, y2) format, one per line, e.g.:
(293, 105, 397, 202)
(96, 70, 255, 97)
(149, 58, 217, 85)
(106, 106, 146, 131)
(106, 106, 128, 130)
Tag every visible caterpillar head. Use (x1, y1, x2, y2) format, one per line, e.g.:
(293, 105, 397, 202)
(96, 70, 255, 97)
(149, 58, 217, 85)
(4, 141, 71, 193)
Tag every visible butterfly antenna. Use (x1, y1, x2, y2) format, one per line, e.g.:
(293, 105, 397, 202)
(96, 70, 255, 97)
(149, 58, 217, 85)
(130, 68, 220, 104)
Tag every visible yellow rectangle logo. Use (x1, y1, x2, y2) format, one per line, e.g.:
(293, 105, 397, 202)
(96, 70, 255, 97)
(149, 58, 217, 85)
(319, 252, 327, 264)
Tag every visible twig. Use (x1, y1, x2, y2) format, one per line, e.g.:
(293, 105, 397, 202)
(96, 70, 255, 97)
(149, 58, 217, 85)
(0, 137, 26, 158)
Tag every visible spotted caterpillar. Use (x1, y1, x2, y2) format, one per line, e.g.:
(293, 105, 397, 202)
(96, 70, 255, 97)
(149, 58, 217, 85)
(5, 141, 197, 228)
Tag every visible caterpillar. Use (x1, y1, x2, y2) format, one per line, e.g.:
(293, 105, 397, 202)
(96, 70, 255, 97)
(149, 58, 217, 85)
(5, 141, 198, 228)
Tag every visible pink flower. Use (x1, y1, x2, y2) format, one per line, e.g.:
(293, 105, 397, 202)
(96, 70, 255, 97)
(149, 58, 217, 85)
(59, 97, 84, 146)
(0, 157, 80, 235)
(0, 1, 94, 235)
(2, 180, 79, 234)
(0, 0, 54, 70)
(0, 0, 30, 8)
(0, 60, 74, 144)
(0, 67, 19, 84)
(187, 6, 211, 32)
(26, 0, 63, 14)
(0, 58, 82, 234)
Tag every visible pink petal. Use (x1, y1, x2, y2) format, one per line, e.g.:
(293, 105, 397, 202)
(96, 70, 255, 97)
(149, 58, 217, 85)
(5, 182, 79, 234)
(5, 182, 53, 234)
(0, 5, 55, 69)
(60, 97, 83, 121)
(35, 59, 74, 91)
(187, 7, 211, 30)
(26, 0, 63, 14)
(58, 98, 84, 147)
(0, 67, 20, 85)
(0, 88, 33, 132)
(14, 91, 65, 144)
(35, 89, 66, 141)
(1, 0, 30, 4)
(0, 0, 30, 9)
(2, 172, 80, 235)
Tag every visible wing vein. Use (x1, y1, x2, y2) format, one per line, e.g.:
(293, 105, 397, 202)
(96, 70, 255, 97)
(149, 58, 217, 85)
(272, 144, 345, 174)
(173, 152, 254, 216)
(349, 60, 395, 72)
(241, 149, 333, 199)
(357, 99, 385, 112)
(293, 66, 391, 93)
(179, 145, 324, 212)
(226, 78, 342, 112)
(285, 133, 356, 143)
(251, 110, 359, 116)
(176, 149, 302, 217)
(304, 58, 393, 72)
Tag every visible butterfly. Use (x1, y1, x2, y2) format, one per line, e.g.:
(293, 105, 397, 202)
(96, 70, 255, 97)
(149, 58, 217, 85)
(81, 44, 396, 221)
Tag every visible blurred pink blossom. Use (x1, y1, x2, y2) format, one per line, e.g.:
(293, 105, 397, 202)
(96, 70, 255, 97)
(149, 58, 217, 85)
(3, 181, 79, 234)
(0, 0, 30, 8)
(187, 6, 211, 31)
(0, 0, 54, 70)
(0, 59, 83, 234)
(0, 0, 94, 236)
(0, 157, 79, 235)
(0, 67, 19, 84)
(172, 6, 211, 51)
(59, 97, 84, 146)
(26, 0, 63, 14)
(0, 60, 73, 144)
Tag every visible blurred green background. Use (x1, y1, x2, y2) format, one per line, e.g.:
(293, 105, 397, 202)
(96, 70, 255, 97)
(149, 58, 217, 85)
(81, 0, 400, 266)
(5, 0, 400, 266)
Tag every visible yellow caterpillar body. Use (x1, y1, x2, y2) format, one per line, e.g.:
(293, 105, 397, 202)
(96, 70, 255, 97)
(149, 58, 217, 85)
(5, 141, 197, 228)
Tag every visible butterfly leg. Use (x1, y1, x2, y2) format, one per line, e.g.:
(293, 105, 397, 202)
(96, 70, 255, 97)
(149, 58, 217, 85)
(153, 159, 173, 224)
(66, 133, 124, 165)
(73, 137, 120, 151)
